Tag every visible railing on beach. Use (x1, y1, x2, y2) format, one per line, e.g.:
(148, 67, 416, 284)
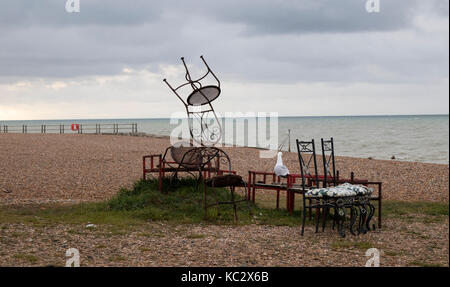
(0, 123, 138, 135)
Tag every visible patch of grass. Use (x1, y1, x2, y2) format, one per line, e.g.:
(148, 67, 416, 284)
(109, 255, 127, 262)
(331, 240, 375, 250)
(0, 202, 143, 228)
(14, 253, 39, 264)
(0, 179, 447, 230)
(67, 229, 84, 235)
(421, 216, 446, 224)
(9, 232, 23, 238)
(404, 229, 430, 239)
(137, 232, 165, 238)
(0, 178, 300, 227)
(384, 250, 401, 257)
(186, 233, 206, 239)
(409, 261, 445, 267)
(382, 201, 449, 217)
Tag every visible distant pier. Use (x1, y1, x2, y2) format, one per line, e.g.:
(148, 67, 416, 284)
(0, 123, 138, 135)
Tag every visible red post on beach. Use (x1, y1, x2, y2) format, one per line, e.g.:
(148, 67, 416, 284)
(247, 171, 252, 201)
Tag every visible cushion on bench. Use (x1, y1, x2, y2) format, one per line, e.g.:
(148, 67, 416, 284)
(305, 183, 372, 198)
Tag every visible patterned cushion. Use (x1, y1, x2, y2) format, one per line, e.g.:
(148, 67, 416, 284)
(305, 183, 372, 198)
(338, 183, 373, 196)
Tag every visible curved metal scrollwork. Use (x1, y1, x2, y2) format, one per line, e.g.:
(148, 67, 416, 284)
(177, 146, 232, 174)
(314, 195, 376, 238)
(163, 56, 222, 146)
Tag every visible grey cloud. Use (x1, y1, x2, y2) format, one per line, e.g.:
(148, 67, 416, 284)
(0, 0, 448, 83)
(0, 0, 162, 27)
(204, 0, 418, 35)
(3, 0, 445, 32)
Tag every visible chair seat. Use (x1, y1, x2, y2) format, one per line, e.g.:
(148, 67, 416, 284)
(305, 183, 372, 198)
(205, 174, 244, 187)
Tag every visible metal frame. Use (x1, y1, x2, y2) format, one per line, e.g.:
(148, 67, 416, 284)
(320, 138, 382, 229)
(296, 138, 379, 237)
(142, 146, 250, 221)
(163, 56, 222, 146)
(295, 139, 320, 235)
(321, 138, 336, 187)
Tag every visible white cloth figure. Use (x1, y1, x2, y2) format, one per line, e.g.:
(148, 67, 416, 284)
(274, 152, 290, 178)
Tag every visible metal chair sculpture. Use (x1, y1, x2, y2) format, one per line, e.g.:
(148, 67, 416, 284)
(163, 56, 222, 146)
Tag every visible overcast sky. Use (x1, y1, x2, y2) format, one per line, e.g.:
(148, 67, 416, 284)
(0, 0, 448, 120)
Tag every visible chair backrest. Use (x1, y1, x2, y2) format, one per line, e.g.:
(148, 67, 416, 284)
(178, 146, 232, 173)
(296, 139, 319, 189)
(321, 138, 336, 187)
(170, 146, 201, 168)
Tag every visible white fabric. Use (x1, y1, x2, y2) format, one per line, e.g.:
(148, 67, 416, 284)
(274, 152, 290, 177)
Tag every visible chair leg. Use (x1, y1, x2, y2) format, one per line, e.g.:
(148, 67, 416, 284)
(242, 183, 252, 216)
(290, 193, 295, 213)
(203, 182, 207, 219)
(322, 206, 328, 232)
(252, 186, 256, 203)
(378, 199, 382, 229)
(230, 186, 238, 222)
(211, 185, 220, 216)
(349, 206, 357, 236)
(332, 208, 336, 230)
(286, 191, 291, 212)
(357, 205, 367, 235)
(158, 172, 162, 192)
(361, 205, 367, 234)
(276, 190, 280, 210)
(308, 199, 312, 220)
(301, 205, 306, 236)
(337, 206, 346, 238)
(366, 202, 376, 231)
(315, 206, 321, 233)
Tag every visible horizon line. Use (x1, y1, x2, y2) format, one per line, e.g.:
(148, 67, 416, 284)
(0, 113, 449, 122)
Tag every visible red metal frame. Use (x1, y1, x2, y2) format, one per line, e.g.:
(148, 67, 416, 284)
(143, 154, 236, 192)
(247, 171, 284, 209)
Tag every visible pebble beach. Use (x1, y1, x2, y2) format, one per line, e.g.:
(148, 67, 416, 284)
(0, 133, 448, 267)
(0, 133, 448, 205)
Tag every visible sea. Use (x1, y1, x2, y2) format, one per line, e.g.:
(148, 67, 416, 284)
(1, 115, 448, 164)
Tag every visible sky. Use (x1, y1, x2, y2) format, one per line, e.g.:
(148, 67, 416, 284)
(0, 0, 448, 120)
